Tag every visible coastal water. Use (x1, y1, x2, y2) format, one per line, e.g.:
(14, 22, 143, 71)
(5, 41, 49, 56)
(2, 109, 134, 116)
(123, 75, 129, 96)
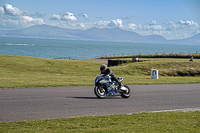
(0, 37, 199, 59)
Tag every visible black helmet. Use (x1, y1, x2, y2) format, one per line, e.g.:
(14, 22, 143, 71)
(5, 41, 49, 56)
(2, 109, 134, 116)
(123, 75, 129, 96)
(100, 64, 107, 72)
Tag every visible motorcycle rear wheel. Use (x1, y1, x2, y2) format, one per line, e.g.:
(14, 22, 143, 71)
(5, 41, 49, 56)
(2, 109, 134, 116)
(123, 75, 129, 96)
(120, 85, 131, 98)
(94, 85, 106, 98)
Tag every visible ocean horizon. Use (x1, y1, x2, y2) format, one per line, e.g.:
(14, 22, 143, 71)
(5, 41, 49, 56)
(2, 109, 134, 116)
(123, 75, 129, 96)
(0, 36, 199, 59)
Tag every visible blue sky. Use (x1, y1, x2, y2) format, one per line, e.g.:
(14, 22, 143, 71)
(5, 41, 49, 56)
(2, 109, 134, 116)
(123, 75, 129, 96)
(0, 0, 199, 40)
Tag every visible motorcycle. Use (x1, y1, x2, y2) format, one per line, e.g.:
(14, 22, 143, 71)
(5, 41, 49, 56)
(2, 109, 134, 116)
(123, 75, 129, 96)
(94, 73, 131, 98)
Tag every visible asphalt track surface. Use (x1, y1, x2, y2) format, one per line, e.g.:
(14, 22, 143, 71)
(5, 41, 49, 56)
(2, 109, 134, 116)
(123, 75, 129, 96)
(1, 84, 200, 122)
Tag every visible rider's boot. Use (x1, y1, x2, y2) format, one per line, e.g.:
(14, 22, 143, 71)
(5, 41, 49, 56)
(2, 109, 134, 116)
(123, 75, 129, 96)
(117, 82, 122, 92)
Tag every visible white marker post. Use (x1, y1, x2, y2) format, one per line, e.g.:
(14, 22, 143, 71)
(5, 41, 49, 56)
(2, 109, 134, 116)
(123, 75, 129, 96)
(151, 69, 158, 79)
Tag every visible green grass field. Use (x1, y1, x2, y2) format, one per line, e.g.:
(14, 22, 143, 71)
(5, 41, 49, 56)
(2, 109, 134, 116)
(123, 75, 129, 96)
(0, 54, 200, 88)
(1, 111, 200, 133)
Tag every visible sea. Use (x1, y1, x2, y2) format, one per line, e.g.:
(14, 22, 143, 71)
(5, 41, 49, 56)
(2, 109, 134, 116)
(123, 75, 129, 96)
(0, 37, 199, 59)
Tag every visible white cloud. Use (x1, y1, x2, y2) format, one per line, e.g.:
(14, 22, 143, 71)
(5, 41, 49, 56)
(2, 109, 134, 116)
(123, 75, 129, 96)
(22, 16, 34, 23)
(94, 19, 123, 28)
(0, 4, 45, 29)
(30, 18, 44, 26)
(149, 20, 156, 26)
(178, 20, 185, 25)
(165, 20, 199, 38)
(124, 20, 200, 40)
(49, 17, 199, 40)
(109, 19, 123, 28)
(51, 14, 61, 20)
(50, 12, 78, 21)
(61, 12, 77, 21)
(6, 19, 19, 25)
(94, 20, 110, 28)
(150, 25, 163, 30)
(176, 20, 198, 28)
(1, 16, 44, 28)
(127, 23, 137, 30)
(126, 21, 164, 31)
(166, 21, 178, 30)
(21, 16, 44, 25)
(76, 13, 88, 20)
(0, 7, 5, 15)
(3, 4, 27, 16)
(79, 23, 86, 28)
(83, 14, 88, 19)
(185, 20, 192, 25)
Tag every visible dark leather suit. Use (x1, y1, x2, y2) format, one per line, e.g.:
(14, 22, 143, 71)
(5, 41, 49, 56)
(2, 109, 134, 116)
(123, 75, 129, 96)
(101, 68, 120, 84)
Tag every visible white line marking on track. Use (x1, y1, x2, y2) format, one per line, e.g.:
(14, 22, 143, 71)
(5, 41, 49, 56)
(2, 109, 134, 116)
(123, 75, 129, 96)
(126, 107, 200, 115)
(150, 107, 200, 113)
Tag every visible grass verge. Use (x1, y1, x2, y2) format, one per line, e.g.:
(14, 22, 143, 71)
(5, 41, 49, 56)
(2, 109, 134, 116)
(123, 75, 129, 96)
(0, 111, 200, 133)
(0, 54, 200, 88)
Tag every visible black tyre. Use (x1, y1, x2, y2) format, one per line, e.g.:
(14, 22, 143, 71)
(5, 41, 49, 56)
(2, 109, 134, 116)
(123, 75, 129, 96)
(94, 85, 106, 98)
(120, 85, 131, 98)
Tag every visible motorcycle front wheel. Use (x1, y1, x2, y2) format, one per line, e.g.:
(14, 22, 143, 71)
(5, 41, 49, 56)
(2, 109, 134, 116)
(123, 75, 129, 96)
(94, 85, 106, 98)
(120, 85, 131, 98)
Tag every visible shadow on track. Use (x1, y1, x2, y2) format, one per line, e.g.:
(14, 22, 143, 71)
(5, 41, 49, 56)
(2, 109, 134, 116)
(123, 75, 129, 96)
(72, 97, 98, 99)
(72, 96, 123, 99)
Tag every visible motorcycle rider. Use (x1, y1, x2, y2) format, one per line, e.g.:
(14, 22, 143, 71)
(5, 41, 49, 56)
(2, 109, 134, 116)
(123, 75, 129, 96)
(100, 64, 121, 90)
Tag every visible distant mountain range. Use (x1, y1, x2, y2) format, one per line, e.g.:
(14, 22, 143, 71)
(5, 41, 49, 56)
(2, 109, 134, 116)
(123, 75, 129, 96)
(0, 24, 199, 45)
